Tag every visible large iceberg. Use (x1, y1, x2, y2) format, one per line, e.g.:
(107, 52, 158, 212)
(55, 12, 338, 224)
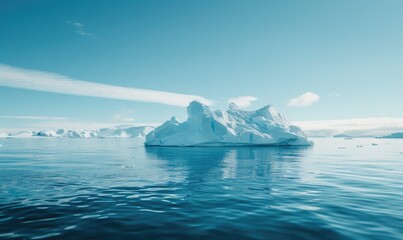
(145, 101, 312, 146)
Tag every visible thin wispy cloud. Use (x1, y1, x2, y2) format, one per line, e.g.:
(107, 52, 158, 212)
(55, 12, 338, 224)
(328, 92, 341, 97)
(0, 116, 68, 120)
(287, 92, 320, 107)
(294, 117, 403, 137)
(65, 20, 92, 37)
(228, 96, 258, 108)
(0, 64, 214, 107)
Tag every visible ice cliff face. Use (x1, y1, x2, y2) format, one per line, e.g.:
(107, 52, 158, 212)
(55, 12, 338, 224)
(145, 101, 312, 146)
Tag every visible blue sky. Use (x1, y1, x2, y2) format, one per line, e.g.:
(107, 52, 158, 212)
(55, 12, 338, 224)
(1, 0, 403, 134)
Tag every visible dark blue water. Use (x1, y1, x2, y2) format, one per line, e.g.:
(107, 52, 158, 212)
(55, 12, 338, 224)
(0, 138, 402, 239)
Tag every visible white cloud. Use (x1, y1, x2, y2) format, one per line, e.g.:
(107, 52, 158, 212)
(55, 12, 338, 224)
(228, 96, 258, 108)
(287, 92, 320, 107)
(0, 64, 214, 107)
(112, 114, 135, 123)
(294, 117, 403, 137)
(66, 20, 92, 37)
(112, 109, 136, 123)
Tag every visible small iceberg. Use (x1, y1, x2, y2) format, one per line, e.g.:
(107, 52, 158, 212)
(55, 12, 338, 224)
(145, 101, 312, 146)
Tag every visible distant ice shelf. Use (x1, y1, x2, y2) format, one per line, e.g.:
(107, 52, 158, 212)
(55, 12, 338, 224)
(0, 126, 154, 139)
(333, 134, 353, 138)
(145, 101, 312, 146)
(377, 132, 403, 139)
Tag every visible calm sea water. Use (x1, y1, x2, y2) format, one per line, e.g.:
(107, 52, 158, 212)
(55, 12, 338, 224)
(0, 138, 402, 240)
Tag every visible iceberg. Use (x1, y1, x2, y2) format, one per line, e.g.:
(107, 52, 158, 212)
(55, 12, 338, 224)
(145, 101, 312, 146)
(36, 130, 59, 137)
(35, 129, 94, 138)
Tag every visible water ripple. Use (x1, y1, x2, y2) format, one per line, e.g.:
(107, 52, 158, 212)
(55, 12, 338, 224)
(0, 138, 402, 239)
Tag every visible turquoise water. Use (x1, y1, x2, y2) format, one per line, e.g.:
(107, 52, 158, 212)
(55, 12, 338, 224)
(0, 138, 402, 239)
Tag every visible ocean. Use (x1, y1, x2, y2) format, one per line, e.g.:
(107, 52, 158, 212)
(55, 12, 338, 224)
(0, 138, 402, 239)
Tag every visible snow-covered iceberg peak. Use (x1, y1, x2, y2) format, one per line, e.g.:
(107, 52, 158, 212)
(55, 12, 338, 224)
(145, 101, 312, 146)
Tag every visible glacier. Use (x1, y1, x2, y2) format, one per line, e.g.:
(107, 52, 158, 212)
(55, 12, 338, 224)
(145, 101, 312, 146)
